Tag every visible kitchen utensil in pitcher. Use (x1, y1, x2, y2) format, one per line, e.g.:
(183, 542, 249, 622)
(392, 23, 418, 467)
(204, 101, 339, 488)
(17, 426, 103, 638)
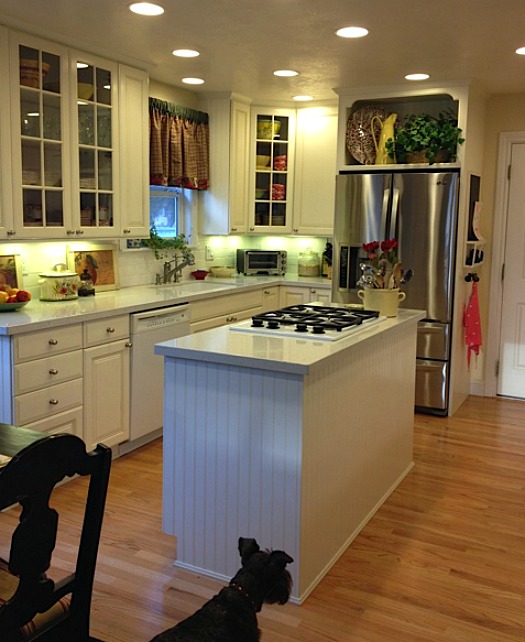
(371, 113, 397, 165)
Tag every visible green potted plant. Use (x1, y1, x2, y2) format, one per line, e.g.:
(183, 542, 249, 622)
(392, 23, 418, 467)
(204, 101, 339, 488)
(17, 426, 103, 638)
(385, 110, 465, 165)
(143, 224, 193, 262)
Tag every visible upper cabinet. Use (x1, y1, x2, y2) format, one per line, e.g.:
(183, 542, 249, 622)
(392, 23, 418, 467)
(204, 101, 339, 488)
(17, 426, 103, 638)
(202, 94, 251, 235)
(1, 27, 148, 241)
(0, 26, 14, 238)
(292, 105, 337, 236)
(250, 108, 295, 233)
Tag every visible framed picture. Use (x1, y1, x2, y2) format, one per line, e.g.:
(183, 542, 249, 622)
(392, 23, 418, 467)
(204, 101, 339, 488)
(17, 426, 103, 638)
(0, 254, 23, 290)
(66, 243, 119, 291)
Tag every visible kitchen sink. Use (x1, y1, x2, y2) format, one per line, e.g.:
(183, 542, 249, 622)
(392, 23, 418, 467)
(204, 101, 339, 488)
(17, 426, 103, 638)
(147, 281, 236, 295)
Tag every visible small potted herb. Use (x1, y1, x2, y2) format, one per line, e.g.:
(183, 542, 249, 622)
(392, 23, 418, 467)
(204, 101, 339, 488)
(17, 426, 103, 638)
(143, 224, 194, 262)
(385, 110, 465, 165)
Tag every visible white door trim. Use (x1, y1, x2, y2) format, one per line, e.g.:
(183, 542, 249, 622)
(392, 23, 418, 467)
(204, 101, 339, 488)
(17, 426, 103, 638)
(485, 131, 525, 397)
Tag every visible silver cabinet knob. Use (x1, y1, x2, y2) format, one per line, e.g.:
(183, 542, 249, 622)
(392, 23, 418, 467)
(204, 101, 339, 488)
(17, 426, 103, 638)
(49, 368, 58, 375)
(48, 339, 58, 345)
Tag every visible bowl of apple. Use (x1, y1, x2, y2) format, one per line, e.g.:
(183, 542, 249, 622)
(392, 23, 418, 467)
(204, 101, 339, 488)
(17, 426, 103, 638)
(0, 286, 32, 311)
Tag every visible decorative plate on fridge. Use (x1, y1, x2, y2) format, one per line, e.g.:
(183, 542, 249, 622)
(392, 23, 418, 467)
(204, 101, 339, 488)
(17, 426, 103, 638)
(346, 105, 389, 165)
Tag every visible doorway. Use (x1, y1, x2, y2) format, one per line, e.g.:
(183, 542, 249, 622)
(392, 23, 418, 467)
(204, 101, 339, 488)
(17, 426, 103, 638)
(487, 133, 525, 399)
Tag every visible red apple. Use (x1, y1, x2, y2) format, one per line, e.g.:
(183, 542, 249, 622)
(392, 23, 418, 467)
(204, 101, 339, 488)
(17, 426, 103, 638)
(7, 295, 17, 303)
(16, 290, 31, 302)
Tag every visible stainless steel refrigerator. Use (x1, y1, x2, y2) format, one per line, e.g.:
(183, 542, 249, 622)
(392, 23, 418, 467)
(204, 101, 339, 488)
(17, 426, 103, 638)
(331, 170, 460, 415)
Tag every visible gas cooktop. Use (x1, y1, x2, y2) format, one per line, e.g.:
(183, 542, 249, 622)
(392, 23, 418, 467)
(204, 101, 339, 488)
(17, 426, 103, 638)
(229, 304, 386, 341)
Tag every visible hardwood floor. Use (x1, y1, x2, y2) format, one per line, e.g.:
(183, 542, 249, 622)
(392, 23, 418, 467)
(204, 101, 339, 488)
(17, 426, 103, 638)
(2, 396, 524, 641)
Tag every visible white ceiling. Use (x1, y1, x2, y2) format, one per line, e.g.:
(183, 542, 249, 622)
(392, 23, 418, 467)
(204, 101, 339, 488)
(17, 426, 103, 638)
(1, 0, 525, 103)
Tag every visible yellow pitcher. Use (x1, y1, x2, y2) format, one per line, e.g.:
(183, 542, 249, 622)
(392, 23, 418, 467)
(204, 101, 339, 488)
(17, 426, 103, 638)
(371, 113, 397, 165)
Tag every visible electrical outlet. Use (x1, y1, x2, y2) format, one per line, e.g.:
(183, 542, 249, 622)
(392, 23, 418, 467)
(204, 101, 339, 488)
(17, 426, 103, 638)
(205, 245, 214, 261)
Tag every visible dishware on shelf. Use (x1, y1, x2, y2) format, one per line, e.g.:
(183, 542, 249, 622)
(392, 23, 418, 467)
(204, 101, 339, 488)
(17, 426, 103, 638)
(19, 59, 51, 88)
(255, 188, 267, 199)
(272, 183, 285, 200)
(273, 155, 287, 170)
(256, 154, 270, 168)
(346, 105, 389, 165)
(77, 83, 94, 100)
(257, 119, 281, 140)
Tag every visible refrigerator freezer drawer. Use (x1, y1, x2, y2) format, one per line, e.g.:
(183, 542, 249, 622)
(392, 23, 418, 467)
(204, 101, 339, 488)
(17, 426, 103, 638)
(415, 359, 449, 412)
(417, 322, 450, 360)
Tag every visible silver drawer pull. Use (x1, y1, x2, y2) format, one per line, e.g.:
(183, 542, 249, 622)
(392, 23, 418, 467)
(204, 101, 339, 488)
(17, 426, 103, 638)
(48, 339, 58, 345)
(49, 399, 59, 405)
(107, 327, 115, 333)
(49, 368, 58, 375)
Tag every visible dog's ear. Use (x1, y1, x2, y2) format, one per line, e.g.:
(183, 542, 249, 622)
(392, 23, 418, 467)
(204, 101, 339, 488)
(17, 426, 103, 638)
(270, 551, 294, 569)
(238, 537, 260, 563)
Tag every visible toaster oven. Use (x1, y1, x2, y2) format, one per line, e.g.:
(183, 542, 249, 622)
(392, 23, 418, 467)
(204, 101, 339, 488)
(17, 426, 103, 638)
(236, 249, 287, 275)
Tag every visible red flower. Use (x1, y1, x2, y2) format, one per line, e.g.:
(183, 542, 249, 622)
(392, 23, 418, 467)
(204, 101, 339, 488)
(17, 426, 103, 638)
(380, 239, 398, 253)
(362, 241, 380, 254)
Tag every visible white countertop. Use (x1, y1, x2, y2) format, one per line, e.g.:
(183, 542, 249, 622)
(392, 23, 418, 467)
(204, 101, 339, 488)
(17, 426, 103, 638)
(155, 309, 426, 375)
(0, 275, 331, 336)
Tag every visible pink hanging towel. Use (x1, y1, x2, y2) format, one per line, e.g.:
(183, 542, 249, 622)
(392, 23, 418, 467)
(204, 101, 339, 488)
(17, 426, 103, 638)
(463, 281, 482, 368)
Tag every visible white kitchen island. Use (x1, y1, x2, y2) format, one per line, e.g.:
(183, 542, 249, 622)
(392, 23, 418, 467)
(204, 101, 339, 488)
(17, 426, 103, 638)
(155, 309, 425, 603)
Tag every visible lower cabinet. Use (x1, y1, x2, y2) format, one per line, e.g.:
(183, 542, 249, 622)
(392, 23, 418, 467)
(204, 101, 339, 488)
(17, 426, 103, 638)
(83, 316, 131, 450)
(261, 286, 280, 311)
(190, 289, 263, 333)
(3, 315, 131, 451)
(11, 324, 84, 436)
(280, 285, 331, 306)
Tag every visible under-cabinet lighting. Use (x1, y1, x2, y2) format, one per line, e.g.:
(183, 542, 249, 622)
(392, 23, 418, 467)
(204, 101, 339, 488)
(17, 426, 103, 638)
(405, 73, 430, 81)
(293, 95, 313, 101)
(76, 62, 88, 69)
(516, 46, 525, 55)
(182, 77, 205, 85)
(173, 49, 200, 58)
(335, 26, 368, 39)
(129, 2, 164, 16)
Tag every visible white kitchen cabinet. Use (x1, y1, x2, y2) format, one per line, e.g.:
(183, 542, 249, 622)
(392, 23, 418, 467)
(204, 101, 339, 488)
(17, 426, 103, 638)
(83, 315, 130, 450)
(292, 105, 337, 235)
(10, 324, 84, 435)
(190, 289, 263, 333)
(261, 286, 280, 311)
(0, 26, 14, 240)
(9, 31, 72, 239)
(118, 64, 149, 238)
(202, 94, 251, 235)
(4, 26, 148, 240)
(280, 285, 331, 307)
(250, 108, 296, 233)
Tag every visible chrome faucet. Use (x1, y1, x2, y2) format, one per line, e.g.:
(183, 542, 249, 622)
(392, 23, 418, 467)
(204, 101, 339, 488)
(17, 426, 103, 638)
(156, 254, 195, 284)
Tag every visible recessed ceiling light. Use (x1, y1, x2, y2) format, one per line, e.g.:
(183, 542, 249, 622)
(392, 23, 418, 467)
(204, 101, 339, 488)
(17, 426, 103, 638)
(273, 70, 299, 77)
(129, 2, 164, 16)
(335, 26, 369, 39)
(182, 77, 205, 85)
(405, 73, 430, 81)
(173, 49, 200, 58)
(516, 46, 525, 55)
(293, 95, 314, 101)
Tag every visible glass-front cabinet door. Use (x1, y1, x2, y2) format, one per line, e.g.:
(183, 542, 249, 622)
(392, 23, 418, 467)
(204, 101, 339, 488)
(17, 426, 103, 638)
(251, 109, 295, 233)
(10, 33, 70, 237)
(72, 53, 118, 237)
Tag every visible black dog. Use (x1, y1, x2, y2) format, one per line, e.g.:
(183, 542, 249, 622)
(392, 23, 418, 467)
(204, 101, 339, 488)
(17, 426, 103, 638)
(149, 537, 293, 642)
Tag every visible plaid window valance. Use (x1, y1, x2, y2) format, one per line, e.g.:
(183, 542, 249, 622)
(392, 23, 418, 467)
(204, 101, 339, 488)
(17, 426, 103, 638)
(149, 98, 209, 190)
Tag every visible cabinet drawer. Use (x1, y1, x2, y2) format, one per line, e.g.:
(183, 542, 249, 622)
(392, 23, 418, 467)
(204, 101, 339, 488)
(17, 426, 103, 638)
(191, 290, 262, 323)
(14, 324, 83, 363)
(21, 407, 83, 438)
(84, 315, 129, 347)
(15, 378, 83, 425)
(191, 305, 262, 333)
(14, 350, 83, 395)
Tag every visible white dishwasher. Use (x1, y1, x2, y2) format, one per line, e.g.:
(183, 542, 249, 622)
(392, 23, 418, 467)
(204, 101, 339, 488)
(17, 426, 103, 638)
(122, 304, 190, 454)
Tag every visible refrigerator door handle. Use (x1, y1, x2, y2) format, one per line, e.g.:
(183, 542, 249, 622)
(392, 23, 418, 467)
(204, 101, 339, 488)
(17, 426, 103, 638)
(382, 188, 391, 234)
(389, 186, 400, 239)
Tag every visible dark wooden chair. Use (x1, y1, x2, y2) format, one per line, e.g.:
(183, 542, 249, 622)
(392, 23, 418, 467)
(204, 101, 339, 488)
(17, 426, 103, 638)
(0, 432, 112, 642)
